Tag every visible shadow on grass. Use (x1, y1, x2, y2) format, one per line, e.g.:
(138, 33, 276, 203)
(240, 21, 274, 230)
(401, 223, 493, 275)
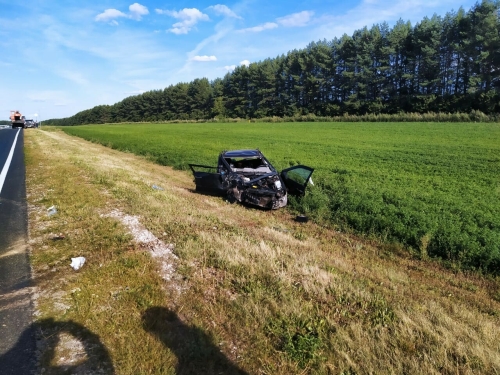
(142, 306, 248, 375)
(0, 318, 115, 375)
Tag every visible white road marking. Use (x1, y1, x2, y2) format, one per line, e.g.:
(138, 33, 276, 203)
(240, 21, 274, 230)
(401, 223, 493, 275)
(0, 129, 20, 194)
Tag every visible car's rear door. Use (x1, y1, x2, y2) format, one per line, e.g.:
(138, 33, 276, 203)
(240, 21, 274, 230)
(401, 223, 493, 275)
(280, 165, 314, 196)
(188, 164, 224, 194)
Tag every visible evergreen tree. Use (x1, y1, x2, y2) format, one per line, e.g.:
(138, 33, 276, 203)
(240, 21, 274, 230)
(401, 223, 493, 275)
(187, 78, 212, 119)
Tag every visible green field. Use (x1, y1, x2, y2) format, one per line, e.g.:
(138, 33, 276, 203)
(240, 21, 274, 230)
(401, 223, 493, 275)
(59, 122, 500, 273)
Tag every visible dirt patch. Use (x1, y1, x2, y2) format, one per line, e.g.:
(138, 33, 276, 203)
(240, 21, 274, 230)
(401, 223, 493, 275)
(102, 209, 180, 287)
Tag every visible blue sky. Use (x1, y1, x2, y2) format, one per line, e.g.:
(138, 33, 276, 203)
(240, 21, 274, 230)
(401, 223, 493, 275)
(0, 0, 478, 120)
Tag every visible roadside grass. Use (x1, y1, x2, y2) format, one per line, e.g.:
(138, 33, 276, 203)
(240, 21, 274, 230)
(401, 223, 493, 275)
(25, 129, 500, 374)
(58, 122, 500, 274)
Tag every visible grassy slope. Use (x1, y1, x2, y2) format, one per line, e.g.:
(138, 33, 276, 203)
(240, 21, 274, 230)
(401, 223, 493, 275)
(26, 129, 500, 374)
(60, 122, 500, 272)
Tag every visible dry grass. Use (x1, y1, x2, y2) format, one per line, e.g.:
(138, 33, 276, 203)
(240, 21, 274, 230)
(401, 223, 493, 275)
(25, 128, 500, 374)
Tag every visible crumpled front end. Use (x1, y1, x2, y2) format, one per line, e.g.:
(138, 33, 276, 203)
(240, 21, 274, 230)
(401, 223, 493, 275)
(228, 172, 287, 209)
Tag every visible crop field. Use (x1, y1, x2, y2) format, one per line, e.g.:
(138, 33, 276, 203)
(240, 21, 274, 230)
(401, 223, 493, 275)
(60, 122, 500, 273)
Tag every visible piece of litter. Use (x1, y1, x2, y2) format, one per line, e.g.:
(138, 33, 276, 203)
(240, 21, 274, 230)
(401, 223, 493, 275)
(47, 206, 57, 216)
(152, 184, 164, 191)
(70, 257, 86, 270)
(295, 215, 308, 223)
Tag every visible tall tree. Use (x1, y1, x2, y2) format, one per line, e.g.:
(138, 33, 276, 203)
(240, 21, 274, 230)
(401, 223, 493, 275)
(187, 78, 212, 119)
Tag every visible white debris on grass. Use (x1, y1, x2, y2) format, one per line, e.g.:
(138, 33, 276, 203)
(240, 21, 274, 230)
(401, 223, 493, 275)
(47, 205, 57, 216)
(70, 257, 86, 271)
(102, 209, 178, 282)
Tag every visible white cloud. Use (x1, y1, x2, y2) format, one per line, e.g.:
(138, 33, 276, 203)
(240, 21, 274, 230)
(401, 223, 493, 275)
(191, 55, 217, 62)
(95, 3, 149, 23)
(95, 9, 127, 22)
(277, 11, 314, 27)
(170, 26, 189, 35)
(224, 60, 251, 71)
(156, 8, 209, 34)
(129, 3, 149, 20)
(238, 22, 278, 33)
(207, 4, 241, 19)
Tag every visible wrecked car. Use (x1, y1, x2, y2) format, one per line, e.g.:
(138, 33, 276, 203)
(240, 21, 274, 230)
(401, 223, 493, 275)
(189, 149, 314, 209)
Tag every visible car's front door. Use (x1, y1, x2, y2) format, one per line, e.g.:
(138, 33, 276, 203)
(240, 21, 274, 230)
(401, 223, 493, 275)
(280, 165, 314, 196)
(188, 164, 225, 194)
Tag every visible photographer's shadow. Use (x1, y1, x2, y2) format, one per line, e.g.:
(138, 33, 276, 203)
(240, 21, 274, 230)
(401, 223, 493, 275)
(142, 307, 248, 375)
(0, 318, 115, 375)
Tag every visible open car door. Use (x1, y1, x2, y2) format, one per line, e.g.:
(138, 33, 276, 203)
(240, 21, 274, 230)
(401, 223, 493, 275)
(280, 165, 314, 196)
(188, 164, 225, 195)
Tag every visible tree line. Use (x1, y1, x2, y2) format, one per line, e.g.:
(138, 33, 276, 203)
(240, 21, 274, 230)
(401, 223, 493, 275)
(46, 0, 500, 125)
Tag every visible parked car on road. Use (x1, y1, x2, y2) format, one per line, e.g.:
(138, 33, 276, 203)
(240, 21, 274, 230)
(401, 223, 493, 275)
(24, 119, 38, 128)
(189, 149, 314, 209)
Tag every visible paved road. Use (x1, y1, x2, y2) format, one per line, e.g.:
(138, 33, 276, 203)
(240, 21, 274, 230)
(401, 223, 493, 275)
(0, 128, 36, 374)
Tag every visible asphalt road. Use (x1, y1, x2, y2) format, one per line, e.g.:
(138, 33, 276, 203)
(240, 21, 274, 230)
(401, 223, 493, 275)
(0, 128, 36, 374)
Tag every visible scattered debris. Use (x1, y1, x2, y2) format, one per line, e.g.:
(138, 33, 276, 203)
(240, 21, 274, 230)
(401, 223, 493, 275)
(70, 257, 86, 271)
(152, 184, 164, 191)
(51, 233, 66, 241)
(47, 206, 57, 216)
(295, 215, 309, 223)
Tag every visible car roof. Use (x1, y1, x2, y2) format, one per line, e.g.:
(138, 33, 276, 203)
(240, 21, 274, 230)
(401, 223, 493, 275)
(222, 149, 262, 158)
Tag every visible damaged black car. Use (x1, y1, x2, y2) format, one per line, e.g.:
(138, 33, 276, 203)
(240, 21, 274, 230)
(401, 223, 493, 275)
(189, 149, 314, 209)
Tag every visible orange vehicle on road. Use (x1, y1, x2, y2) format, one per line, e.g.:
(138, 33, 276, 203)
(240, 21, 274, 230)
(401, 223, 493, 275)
(9, 111, 25, 129)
